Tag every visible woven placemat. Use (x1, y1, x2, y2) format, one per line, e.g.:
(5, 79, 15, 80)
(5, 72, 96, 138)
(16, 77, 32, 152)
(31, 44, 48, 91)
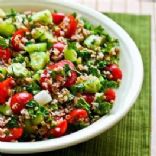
(30, 13, 151, 156)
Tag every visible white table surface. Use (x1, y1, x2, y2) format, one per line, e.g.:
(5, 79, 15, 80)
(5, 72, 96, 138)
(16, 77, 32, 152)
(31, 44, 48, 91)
(73, 0, 155, 155)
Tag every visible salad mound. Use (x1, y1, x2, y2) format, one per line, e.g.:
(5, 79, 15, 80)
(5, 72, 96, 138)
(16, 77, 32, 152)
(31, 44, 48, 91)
(0, 9, 122, 142)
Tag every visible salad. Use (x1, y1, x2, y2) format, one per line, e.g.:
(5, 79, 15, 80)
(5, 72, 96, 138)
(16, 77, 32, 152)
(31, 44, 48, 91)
(0, 9, 122, 142)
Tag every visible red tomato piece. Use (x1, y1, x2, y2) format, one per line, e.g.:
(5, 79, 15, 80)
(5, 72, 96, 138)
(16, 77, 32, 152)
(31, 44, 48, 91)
(68, 109, 88, 124)
(10, 92, 33, 114)
(11, 29, 28, 51)
(104, 88, 116, 102)
(53, 42, 65, 52)
(50, 119, 67, 137)
(0, 77, 15, 104)
(52, 13, 65, 25)
(64, 71, 77, 87)
(0, 128, 23, 142)
(0, 47, 11, 62)
(111, 68, 122, 81)
(105, 64, 122, 81)
(82, 93, 95, 104)
(65, 15, 77, 38)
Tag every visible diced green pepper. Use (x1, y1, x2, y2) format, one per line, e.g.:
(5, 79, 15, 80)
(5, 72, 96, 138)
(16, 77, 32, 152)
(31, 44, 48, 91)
(32, 9, 52, 25)
(30, 52, 49, 70)
(25, 43, 47, 53)
(0, 22, 16, 37)
(64, 48, 77, 62)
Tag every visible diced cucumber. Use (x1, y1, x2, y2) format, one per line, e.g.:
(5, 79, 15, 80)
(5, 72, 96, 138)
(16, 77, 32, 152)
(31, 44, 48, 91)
(84, 35, 104, 50)
(8, 63, 29, 77)
(40, 31, 53, 42)
(32, 114, 44, 125)
(0, 105, 12, 116)
(32, 9, 52, 25)
(64, 48, 77, 62)
(32, 28, 54, 42)
(30, 52, 49, 70)
(25, 43, 47, 53)
(84, 76, 101, 93)
(0, 22, 16, 37)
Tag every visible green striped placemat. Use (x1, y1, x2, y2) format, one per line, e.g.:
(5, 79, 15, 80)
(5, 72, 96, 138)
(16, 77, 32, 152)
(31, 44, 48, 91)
(32, 13, 151, 156)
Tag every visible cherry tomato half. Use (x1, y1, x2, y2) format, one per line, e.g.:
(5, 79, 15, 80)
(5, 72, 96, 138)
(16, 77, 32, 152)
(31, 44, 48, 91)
(11, 29, 28, 51)
(82, 93, 95, 104)
(50, 119, 67, 137)
(105, 64, 122, 81)
(0, 47, 11, 62)
(104, 88, 116, 102)
(0, 128, 23, 142)
(48, 60, 77, 87)
(67, 109, 88, 124)
(65, 15, 77, 38)
(64, 71, 77, 87)
(10, 92, 33, 114)
(52, 13, 65, 25)
(0, 77, 15, 104)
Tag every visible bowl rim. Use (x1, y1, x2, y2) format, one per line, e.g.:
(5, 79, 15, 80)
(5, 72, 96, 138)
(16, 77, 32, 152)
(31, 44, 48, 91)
(0, 0, 144, 154)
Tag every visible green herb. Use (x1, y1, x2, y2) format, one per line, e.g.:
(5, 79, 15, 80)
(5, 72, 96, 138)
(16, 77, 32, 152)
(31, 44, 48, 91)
(70, 83, 85, 94)
(49, 103, 58, 111)
(88, 66, 101, 77)
(99, 77, 119, 91)
(93, 25, 106, 35)
(26, 81, 41, 95)
(72, 12, 77, 18)
(7, 116, 19, 128)
(12, 54, 25, 63)
(47, 42, 53, 49)
(93, 102, 112, 116)
(68, 42, 77, 50)
(102, 39, 119, 52)
(75, 98, 91, 113)
(26, 100, 49, 118)
(64, 64, 71, 77)
(25, 41, 33, 46)
(77, 51, 90, 60)
(82, 18, 93, 30)
(6, 9, 17, 18)
(26, 100, 38, 108)
(54, 9, 58, 13)
(97, 61, 107, 69)
(0, 36, 8, 48)
(50, 70, 56, 79)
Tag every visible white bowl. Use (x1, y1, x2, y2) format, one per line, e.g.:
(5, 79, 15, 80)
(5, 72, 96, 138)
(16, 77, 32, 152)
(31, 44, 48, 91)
(0, 0, 143, 154)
